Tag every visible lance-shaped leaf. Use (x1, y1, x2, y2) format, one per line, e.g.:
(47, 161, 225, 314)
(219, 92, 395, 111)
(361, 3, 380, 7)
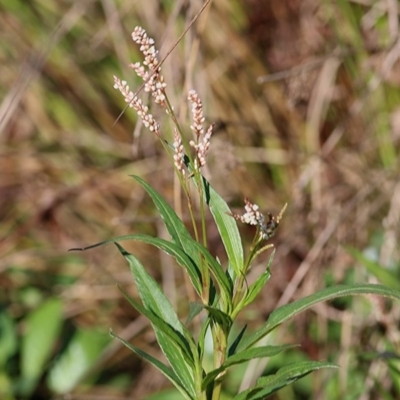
(233, 360, 337, 400)
(234, 250, 275, 315)
(238, 284, 400, 351)
(202, 344, 297, 390)
(204, 305, 232, 334)
(131, 176, 232, 306)
(188, 239, 233, 309)
(77, 234, 202, 296)
(116, 243, 196, 397)
(199, 175, 244, 277)
(180, 155, 244, 277)
(131, 175, 199, 256)
(119, 285, 195, 366)
(109, 329, 194, 400)
(228, 325, 247, 357)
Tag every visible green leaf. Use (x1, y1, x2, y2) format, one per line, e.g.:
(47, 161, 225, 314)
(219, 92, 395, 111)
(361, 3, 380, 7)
(0, 312, 17, 367)
(199, 175, 244, 277)
(47, 328, 109, 394)
(20, 298, 63, 395)
(238, 284, 400, 351)
(116, 243, 196, 397)
(233, 361, 337, 400)
(179, 155, 244, 276)
(239, 250, 275, 310)
(204, 306, 232, 333)
(228, 325, 247, 357)
(202, 344, 297, 390)
(346, 246, 400, 290)
(116, 243, 184, 333)
(197, 315, 210, 361)
(109, 329, 193, 400)
(80, 233, 203, 296)
(132, 175, 234, 304)
(188, 239, 233, 307)
(131, 176, 200, 261)
(186, 302, 204, 325)
(118, 285, 194, 366)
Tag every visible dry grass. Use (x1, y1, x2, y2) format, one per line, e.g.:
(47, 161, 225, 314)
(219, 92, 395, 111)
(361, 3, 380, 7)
(1, 0, 400, 398)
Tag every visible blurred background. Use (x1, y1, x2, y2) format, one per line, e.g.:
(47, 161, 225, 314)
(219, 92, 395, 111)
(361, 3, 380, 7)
(1, 0, 400, 399)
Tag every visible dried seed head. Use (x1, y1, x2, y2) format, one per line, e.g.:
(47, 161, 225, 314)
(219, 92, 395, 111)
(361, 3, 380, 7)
(232, 200, 287, 241)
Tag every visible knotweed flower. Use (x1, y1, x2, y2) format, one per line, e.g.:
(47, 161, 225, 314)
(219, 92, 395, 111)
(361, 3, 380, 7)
(188, 89, 205, 138)
(173, 128, 185, 175)
(188, 90, 214, 169)
(232, 199, 287, 241)
(113, 76, 160, 136)
(129, 26, 167, 106)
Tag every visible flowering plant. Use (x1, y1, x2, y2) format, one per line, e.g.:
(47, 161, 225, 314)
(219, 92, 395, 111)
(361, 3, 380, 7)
(75, 27, 400, 400)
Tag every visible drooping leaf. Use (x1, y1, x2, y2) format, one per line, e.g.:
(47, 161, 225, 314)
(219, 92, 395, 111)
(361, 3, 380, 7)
(238, 284, 400, 351)
(118, 285, 194, 366)
(116, 243, 196, 397)
(78, 234, 203, 296)
(202, 344, 297, 390)
(116, 243, 184, 333)
(109, 329, 194, 400)
(233, 361, 337, 400)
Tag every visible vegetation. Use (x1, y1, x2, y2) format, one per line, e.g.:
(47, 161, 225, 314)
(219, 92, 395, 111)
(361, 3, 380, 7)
(1, 1, 400, 399)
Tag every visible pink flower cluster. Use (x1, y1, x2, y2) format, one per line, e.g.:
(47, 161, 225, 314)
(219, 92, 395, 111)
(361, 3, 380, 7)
(187, 90, 214, 169)
(113, 27, 166, 136)
(113, 77, 160, 136)
(129, 27, 167, 106)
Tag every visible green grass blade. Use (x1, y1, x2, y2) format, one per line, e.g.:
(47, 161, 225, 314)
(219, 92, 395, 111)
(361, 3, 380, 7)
(238, 284, 400, 351)
(109, 329, 194, 400)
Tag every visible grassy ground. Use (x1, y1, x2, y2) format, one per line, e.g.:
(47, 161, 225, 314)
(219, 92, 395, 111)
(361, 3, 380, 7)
(1, 0, 400, 399)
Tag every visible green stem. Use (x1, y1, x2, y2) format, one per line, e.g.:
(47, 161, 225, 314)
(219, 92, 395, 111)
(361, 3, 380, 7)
(211, 323, 228, 400)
